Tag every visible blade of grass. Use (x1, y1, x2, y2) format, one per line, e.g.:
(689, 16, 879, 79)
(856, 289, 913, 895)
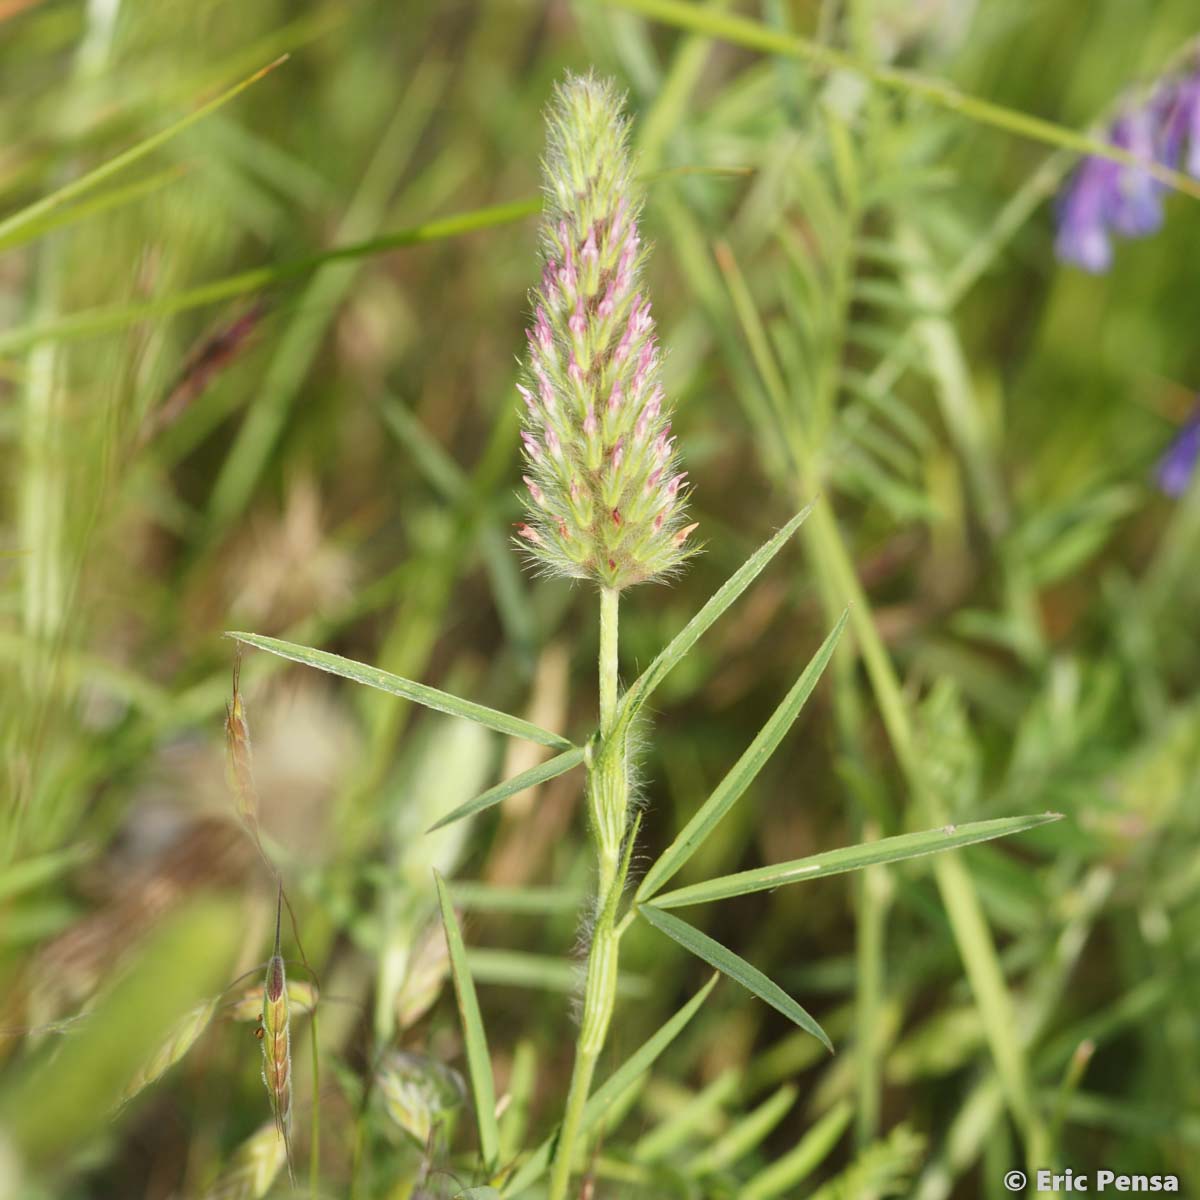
(635, 0, 733, 172)
(912, 1077, 1003, 1200)
(0, 168, 741, 355)
(498, 1040, 538, 1164)
(5, 165, 188, 246)
(0, 899, 240, 1163)
(650, 813, 1062, 908)
(0, 57, 287, 251)
(501, 974, 718, 1197)
(854, 833, 887, 1151)
(377, 395, 537, 660)
(0, 198, 541, 355)
(638, 905, 831, 1050)
(616, 504, 814, 733)
(0, 841, 92, 903)
(465, 949, 648, 998)
(714, 239, 803, 474)
(931, 850, 1041, 1143)
(447, 882, 584, 916)
(636, 611, 847, 901)
(308, 1001, 320, 1200)
(379, 395, 470, 504)
(208, 64, 444, 528)
(475, 523, 539, 665)
(434, 871, 500, 1170)
(607, 0, 1200, 201)
(226, 632, 574, 750)
(428, 746, 585, 832)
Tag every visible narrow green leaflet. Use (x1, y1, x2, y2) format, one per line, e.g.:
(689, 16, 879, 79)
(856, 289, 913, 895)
(501, 975, 718, 1197)
(227, 632, 573, 750)
(632, 1070, 739, 1163)
(651, 813, 1063, 909)
(427, 746, 585, 832)
(0, 58, 286, 252)
(740, 1100, 854, 1200)
(637, 611, 847, 902)
(616, 504, 813, 733)
(434, 872, 500, 1169)
(638, 905, 831, 1051)
(690, 1083, 798, 1175)
(456, 1190, 501, 1200)
(808, 1123, 925, 1199)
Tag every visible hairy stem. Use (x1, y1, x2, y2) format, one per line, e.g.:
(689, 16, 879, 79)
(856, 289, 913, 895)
(599, 587, 619, 736)
(548, 589, 626, 1200)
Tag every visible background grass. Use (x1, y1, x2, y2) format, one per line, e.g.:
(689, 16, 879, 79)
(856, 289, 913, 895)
(2, 1, 1199, 1197)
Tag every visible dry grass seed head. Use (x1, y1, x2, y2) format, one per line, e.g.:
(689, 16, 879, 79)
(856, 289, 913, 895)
(228, 976, 317, 1022)
(119, 996, 219, 1107)
(260, 889, 294, 1183)
(196, 1119, 287, 1200)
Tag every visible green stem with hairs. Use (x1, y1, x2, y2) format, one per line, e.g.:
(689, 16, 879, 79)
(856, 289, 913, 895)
(599, 588, 620, 736)
(548, 588, 627, 1200)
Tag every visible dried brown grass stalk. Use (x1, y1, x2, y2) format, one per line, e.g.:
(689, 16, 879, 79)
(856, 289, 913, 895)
(140, 302, 265, 449)
(224, 648, 271, 871)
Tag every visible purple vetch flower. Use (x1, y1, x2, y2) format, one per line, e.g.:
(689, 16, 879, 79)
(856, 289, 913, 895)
(1056, 59, 1200, 272)
(1157, 406, 1200, 497)
(1107, 109, 1165, 237)
(1055, 110, 1163, 272)
(1056, 154, 1121, 272)
(514, 73, 697, 591)
(1159, 70, 1200, 178)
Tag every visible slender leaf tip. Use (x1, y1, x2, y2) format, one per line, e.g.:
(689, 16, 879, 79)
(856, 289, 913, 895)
(224, 630, 575, 751)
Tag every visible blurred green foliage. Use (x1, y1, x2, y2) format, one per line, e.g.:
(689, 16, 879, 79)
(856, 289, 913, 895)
(2, 0, 1200, 1197)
